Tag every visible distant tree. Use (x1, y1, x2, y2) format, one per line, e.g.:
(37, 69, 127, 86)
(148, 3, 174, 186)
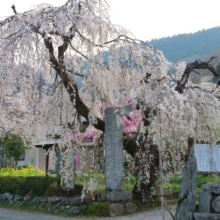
(148, 27, 220, 62)
(1, 134, 30, 167)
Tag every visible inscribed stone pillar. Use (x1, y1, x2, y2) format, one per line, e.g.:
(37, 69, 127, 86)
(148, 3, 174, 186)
(65, 152, 75, 189)
(55, 151, 61, 188)
(105, 107, 123, 191)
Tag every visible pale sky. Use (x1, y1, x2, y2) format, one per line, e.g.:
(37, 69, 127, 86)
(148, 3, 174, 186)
(0, 0, 220, 41)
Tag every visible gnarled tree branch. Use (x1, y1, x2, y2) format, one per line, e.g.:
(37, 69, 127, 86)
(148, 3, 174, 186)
(175, 56, 218, 93)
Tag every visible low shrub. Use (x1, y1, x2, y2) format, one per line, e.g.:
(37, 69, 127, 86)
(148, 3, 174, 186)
(0, 176, 56, 196)
(170, 175, 181, 184)
(197, 175, 208, 188)
(84, 202, 110, 216)
(43, 186, 57, 197)
(164, 183, 180, 192)
(74, 184, 84, 190)
(76, 168, 104, 185)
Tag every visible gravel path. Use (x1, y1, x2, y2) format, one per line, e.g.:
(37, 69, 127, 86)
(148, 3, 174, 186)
(0, 206, 176, 220)
(96, 206, 176, 220)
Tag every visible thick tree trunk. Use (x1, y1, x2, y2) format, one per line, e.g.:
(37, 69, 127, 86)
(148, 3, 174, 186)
(132, 143, 159, 204)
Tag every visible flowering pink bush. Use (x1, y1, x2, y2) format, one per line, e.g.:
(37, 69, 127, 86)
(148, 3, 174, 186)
(75, 156, 80, 165)
(123, 110, 142, 134)
(95, 100, 142, 135)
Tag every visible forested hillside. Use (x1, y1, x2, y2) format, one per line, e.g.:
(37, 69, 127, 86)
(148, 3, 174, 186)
(147, 26, 220, 63)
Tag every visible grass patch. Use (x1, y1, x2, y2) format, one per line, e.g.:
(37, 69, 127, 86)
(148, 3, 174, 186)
(0, 201, 31, 210)
(0, 201, 111, 217)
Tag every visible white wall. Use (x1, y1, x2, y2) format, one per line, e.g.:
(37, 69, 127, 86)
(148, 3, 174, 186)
(17, 147, 38, 167)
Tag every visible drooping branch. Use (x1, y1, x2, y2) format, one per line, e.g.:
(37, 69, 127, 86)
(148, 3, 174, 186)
(76, 30, 154, 50)
(175, 56, 218, 93)
(41, 29, 138, 157)
(66, 69, 86, 78)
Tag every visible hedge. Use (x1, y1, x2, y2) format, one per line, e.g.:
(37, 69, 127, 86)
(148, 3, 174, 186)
(0, 176, 56, 196)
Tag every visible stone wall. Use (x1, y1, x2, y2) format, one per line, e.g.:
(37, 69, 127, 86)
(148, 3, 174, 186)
(189, 183, 220, 220)
(0, 192, 137, 217)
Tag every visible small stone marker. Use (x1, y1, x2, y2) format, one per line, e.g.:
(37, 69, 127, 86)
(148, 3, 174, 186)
(199, 191, 212, 213)
(65, 152, 75, 189)
(175, 146, 197, 220)
(194, 144, 220, 173)
(105, 107, 123, 191)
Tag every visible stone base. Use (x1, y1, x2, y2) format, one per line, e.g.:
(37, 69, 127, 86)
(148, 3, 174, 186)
(194, 213, 220, 220)
(97, 190, 132, 202)
(56, 188, 81, 197)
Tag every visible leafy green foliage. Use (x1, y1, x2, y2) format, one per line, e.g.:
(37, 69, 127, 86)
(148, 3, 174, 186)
(197, 175, 208, 188)
(76, 167, 104, 185)
(164, 183, 180, 192)
(170, 175, 182, 184)
(168, 175, 220, 192)
(75, 168, 136, 191)
(124, 175, 136, 190)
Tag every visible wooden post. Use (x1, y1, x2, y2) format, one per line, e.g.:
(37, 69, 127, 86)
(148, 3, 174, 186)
(45, 148, 49, 176)
(0, 139, 3, 168)
(164, 200, 174, 219)
(156, 80, 165, 220)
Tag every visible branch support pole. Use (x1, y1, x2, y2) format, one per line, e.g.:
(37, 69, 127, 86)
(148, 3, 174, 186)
(156, 80, 165, 220)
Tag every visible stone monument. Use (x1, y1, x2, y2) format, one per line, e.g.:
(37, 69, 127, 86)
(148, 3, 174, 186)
(194, 144, 220, 174)
(98, 106, 132, 201)
(105, 106, 123, 191)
